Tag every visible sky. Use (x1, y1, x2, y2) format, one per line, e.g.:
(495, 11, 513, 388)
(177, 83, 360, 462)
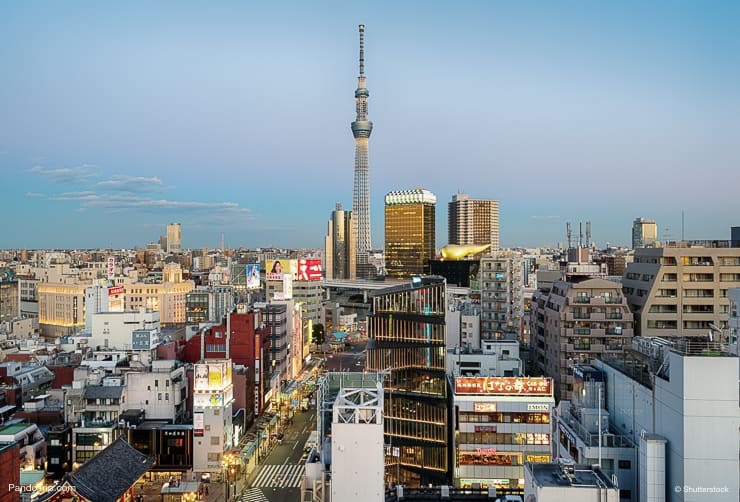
(2, 1, 739, 250)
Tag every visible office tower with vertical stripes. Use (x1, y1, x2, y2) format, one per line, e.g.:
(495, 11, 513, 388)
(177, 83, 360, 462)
(448, 193, 500, 251)
(351, 24, 374, 277)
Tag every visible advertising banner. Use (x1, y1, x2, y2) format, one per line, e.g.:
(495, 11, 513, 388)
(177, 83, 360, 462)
(265, 259, 297, 281)
(296, 258, 322, 281)
(455, 377, 552, 396)
(246, 264, 261, 289)
(194, 412, 204, 437)
(108, 285, 125, 296)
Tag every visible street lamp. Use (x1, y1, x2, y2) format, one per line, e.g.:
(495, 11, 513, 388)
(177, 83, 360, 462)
(221, 453, 239, 501)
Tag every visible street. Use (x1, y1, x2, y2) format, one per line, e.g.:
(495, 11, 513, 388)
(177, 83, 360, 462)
(323, 339, 366, 372)
(237, 402, 317, 502)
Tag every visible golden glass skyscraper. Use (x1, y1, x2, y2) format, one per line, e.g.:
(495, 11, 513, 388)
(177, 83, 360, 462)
(384, 189, 436, 278)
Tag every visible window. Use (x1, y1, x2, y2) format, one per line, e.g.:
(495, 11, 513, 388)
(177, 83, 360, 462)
(49, 457, 59, 465)
(165, 393, 169, 401)
(211, 436, 220, 446)
(155, 380, 159, 387)
(158, 393, 162, 401)
(618, 460, 631, 469)
(207, 452, 222, 462)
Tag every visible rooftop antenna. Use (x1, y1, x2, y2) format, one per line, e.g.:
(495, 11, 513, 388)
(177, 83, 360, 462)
(579, 222, 584, 248)
(566, 222, 572, 249)
(220, 232, 225, 252)
(586, 221, 592, 247)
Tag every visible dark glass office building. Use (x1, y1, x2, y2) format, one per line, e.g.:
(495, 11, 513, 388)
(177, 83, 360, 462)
(366, 276, 449, 485)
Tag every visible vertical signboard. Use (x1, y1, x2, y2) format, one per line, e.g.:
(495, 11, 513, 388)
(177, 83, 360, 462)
(193, 412, 204, 437)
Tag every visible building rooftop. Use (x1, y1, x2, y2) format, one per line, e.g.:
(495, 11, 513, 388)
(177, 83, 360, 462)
(0, 423, 35, 436)
(529, 461, 616, 489)
(83, 385, 124, 400)
(38, 436, 154, 502)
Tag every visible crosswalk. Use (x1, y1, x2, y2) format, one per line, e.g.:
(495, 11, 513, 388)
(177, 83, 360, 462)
(238, 487, 269, 502)
(250, 463, 305, 488)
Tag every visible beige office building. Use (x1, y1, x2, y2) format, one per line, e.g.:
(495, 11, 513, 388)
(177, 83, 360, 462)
(166, 222, 182, 253)
(124, 265, 194, 326)
(623, 245, 740, 337)
(38, 283, 89, 338)
(531, 278, 634, 401)
(631, 217, 657, 249)
(448, 194, 499, 251)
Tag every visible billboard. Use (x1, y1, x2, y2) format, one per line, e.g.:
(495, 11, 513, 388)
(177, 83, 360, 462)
(455, 377, 552, 396)
(193, 361, 232, 392)
(246, 264, 261, 289)
(107, 256, 115, 280)
(108, 285, 125, 297)
(265, 259, 297, 281)
(297, 258, 322, 281)
(193, 412, 204, 437)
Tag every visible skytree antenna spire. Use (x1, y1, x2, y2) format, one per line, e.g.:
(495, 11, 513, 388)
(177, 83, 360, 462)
(352, 24, 373, 277)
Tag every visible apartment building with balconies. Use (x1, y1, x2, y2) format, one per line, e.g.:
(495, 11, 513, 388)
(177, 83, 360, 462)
(622, 245, 740, 337)
(531, 278, 634, 401)
(479, 252, 524, 342)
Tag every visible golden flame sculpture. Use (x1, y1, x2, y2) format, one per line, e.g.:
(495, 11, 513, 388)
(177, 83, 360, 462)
(440, 244, 492, 260)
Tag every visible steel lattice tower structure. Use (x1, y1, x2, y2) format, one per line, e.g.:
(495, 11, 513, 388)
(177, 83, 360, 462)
(351, 24, 373, 276)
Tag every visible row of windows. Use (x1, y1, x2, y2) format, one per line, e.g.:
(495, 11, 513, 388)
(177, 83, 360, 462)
(457, 432, 550, 445)
(459, 412, 550, 424)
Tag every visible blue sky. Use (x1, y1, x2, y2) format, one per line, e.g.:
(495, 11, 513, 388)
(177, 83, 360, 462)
(2, 1, 739, 250)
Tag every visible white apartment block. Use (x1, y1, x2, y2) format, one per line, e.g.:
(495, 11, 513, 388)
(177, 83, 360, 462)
(446, 339, 522, 377)
(124, 360, 187, 423)
(479, 252, 524, 342)
(89, 309, 160, 350)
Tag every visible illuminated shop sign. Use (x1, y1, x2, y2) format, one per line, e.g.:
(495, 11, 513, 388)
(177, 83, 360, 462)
(108, 286, 125, 296)
(527, 403, 550, 411)
(459, 450, 522, 466)
(193, 412, 204, 437)
(455, 377, 552, 396)
(474, 426, 497, 433)
(526, 454, 551, 463)
(473, 402, 497, 412)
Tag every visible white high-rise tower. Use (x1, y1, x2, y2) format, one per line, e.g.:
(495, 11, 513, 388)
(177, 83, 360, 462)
(351, 24, 373, 277)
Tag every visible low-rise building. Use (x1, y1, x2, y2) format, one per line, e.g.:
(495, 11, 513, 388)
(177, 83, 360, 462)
(452, 376, 555, 492)
(524, 460, 619, 502)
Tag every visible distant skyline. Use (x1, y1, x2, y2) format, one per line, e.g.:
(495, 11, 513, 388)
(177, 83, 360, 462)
(2, 1, 739, 250)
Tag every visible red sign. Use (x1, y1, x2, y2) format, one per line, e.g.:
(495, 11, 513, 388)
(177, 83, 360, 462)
(455, 377, 552, 396)
(108, 286, 125, 296)
(297, 259, 322, 281)
(474, 426, 497, 433)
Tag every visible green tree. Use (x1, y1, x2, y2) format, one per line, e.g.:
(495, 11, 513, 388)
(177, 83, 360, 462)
(312, 323, 325, 345)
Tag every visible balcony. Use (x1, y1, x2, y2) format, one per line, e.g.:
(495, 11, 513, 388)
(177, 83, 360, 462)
(573, 297, 591, 304)
(606, 313, 623, 320)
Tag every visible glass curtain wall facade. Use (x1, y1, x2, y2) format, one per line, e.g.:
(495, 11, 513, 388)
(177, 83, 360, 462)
(366, 277, 449, 485)
(384, 189, 436, 279)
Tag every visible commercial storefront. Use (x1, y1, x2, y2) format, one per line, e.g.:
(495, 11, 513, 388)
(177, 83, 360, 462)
(452, 376, 555, 491)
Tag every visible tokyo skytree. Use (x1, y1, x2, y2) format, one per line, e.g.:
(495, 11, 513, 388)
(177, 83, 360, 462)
(351, 24, 373, 276)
